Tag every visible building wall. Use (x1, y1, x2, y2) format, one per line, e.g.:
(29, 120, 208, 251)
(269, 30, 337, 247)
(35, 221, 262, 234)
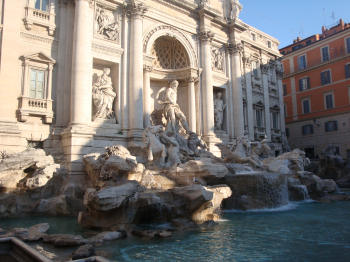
(281, 19, 350, 159)
(0, 0, 284, 172)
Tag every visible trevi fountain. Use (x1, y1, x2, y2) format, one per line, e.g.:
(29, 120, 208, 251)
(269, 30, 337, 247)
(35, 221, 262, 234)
(0, 0, 349, 261)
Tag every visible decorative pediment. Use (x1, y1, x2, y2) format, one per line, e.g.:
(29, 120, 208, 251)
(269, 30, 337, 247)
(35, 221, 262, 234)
(254, 101, 264, 108)
(20, 52, 56, 65)
(270, 104, 280, 111)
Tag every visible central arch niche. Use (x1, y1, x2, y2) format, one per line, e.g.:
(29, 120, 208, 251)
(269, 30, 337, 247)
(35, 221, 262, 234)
(151, 36, 190, 70)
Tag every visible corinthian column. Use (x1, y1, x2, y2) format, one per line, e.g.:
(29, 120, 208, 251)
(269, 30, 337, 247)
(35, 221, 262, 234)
(128, 2, 146, 138)
(199, 30, 215, 141)
(242, 56, 254, 140)
(143, 65, 152, 127)
(70, 0, 93, 125)
(228, 43, 244, 138)
(261, 64, 271, 140)
(187, 77, 197, 132)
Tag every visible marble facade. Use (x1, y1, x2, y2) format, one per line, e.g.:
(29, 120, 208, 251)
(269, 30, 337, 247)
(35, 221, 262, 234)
(0, 0, 284, 173)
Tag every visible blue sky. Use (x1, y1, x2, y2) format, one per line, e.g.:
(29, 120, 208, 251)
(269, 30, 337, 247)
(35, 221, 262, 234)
(239, 0, 350, 48)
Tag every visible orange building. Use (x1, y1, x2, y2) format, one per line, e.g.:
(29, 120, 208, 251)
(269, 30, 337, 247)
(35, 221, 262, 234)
(280, 19, 350, 159)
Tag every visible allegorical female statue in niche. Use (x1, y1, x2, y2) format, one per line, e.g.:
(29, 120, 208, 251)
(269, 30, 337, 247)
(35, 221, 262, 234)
(92, 68, 116, 120)
(214, 92, 226, 130)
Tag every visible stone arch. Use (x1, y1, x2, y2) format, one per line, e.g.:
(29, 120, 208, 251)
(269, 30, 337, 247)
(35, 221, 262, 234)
(143, 24, 198, 68)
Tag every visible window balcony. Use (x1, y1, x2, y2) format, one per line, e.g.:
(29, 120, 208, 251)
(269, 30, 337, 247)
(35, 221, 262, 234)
(23, 3, 56, 36)
(17, 96, 53, 124)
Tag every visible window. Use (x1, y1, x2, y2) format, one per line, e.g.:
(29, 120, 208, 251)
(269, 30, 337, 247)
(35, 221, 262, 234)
(325, 121, 338, 132)
(346, 37, 350, 54)
(272, 111, 279, 129)
(302, 98, 311, 114)
(251, 33, 256, 41)
(29, 69, 45, 99)
(324, 93, 334, 109)
(321, 70, 331, 85)
(284, 104, 287, 117)
(283, 84, 287, 95)
(299, 77, 310, 91)
(285, 128, 290, 138)
(321, 46, 329, 62)
(298, 55, 307, 70)
(35, 0, 48, 12)
(302, 124, 314, 135)
(256, 109, 264, 127)
(345, 64, 350, 78)
(24, 0, 55, 36)
(267, 41, 272, 48)
(18, 53, 55, 124)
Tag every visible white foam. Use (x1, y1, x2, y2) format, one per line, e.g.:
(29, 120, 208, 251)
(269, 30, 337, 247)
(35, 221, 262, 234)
(223, 202, 299, 213)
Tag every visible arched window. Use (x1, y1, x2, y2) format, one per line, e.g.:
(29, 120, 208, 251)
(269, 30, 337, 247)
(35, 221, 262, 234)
(35, 0, 48, 12)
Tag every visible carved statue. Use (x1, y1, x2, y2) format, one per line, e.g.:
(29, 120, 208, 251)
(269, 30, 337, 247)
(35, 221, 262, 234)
(143, 125, 181, 168)
(229, 0, 242, 20)
(143, 125, 167, 166)
(156, 80, 190, 135)
(96, 8, 119, 41)
(92, 68, 116, 120)
(187, 132, 208, 156)
(281, 133, 291, 153)
(212, 48, 224, 71)
(214, 92, 226, 130)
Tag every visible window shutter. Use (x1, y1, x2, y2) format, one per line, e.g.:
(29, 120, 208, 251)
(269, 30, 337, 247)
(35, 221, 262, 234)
(299, 79, 303, 91)
(307, 77, 310, 89)
(321, 72, 325, 85)
(345, 65, 350, 78)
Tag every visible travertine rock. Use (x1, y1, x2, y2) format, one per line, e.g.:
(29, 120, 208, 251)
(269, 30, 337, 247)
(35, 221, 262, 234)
(86, 182, 140, 211)
(43, 234, 87, 247)
(72, 244, 95, 260)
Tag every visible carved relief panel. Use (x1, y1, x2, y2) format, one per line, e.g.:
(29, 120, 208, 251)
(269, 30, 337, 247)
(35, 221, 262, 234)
(211, 47, 225, 73)
(94, 5, 120, 43)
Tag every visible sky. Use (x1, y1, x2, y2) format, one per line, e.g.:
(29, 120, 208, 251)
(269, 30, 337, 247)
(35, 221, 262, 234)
(238, 0, 350, 48)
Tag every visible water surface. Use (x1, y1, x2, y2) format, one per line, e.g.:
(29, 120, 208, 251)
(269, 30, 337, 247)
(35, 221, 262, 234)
(1, 201, 350, 262)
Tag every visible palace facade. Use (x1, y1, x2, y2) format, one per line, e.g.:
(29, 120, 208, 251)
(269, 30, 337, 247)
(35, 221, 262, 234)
(281, 19, 350, 159)
(0, 0, 284, 173)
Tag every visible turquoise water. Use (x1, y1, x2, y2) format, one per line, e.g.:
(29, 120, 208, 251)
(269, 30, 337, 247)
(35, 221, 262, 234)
(1, 201, 350, 262)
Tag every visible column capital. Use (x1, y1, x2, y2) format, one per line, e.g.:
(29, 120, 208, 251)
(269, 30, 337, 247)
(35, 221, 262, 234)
(260, 64, 269, 74)
(199, 30, 214, 42)
(187, 76, 198, 83)
(242, 55, 251, 69)
(226, 42, 243, 55)
(143, 65, 153, 72)
(127, 2, 147, 18)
